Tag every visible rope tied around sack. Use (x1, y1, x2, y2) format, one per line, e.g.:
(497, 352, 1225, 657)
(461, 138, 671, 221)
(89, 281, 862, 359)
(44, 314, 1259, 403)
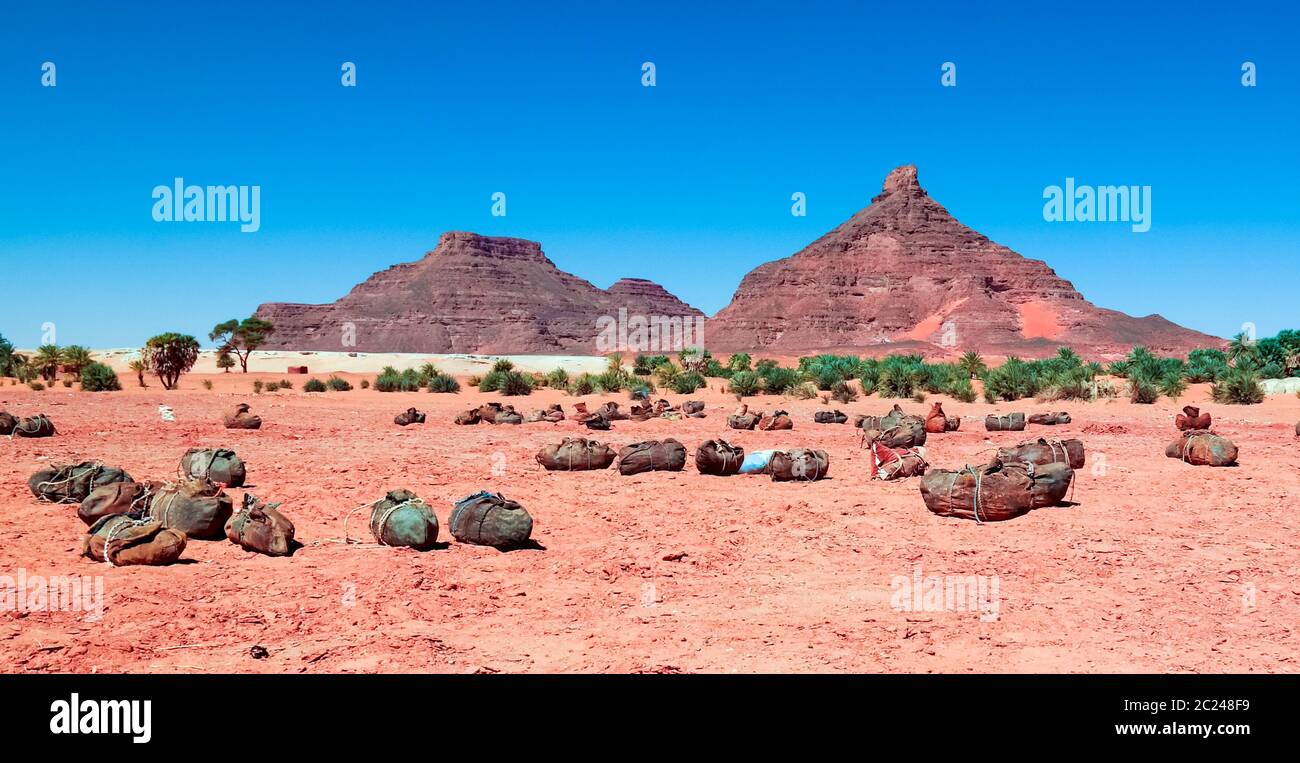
(9, 414, 51, 439)
(99, 515, 148, 567)
(36, 461, 105, 503)
(945, 465, 985, 523)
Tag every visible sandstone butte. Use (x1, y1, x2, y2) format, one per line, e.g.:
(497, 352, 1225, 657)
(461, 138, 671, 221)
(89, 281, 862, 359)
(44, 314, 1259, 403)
(256, 165, 1223, 357)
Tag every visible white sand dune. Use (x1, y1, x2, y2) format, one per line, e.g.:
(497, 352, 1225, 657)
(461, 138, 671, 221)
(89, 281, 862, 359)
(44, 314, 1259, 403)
(69, 349, 610, 376)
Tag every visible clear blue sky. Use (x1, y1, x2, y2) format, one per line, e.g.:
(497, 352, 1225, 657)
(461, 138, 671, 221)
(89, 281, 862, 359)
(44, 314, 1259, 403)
(1, 1, 1296, 348)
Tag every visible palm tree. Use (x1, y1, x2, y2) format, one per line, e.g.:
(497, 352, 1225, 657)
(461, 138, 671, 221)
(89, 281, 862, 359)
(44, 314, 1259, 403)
(32, 345, 64, 382)
(1055, 346, 1081, 367)
(128, 359, 148, 387)
(62, 345, 93, 376)
(958, 351, 986, 379)
(1227, 332, 1257, 366)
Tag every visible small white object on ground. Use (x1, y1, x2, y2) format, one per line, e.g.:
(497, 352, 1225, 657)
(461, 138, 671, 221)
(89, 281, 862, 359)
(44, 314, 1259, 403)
(159, 405, 175, 422)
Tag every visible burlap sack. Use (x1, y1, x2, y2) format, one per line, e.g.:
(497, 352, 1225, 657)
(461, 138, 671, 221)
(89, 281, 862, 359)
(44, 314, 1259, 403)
(865, 440, 928, 480)
(582, 413, 612, 430)
(141, 479, 233, 539)
(727, 413, 759, 430)
(1028, 412, 1071, 425)
(369, 489, 439, 550)
(769, 448, 830, 481)
(180, 448, 246, 487)
(695, 439, 744, 476)
(29, 462, 134, 503)
(868, 420, 927, 449)
(1020, 461, 1074, 508)
(82, 515, 187, 566)
(984, 413, 1026, 431)
(814, 410, 848, 424)
(394, 408, 426, 426)
(223, 403, 262, 430)
(12, 414, 56, 437)
(455, 409, 482, 425)
(495, 407, 523, 425)
(1165, 429, 1238, 467)
(448, 492, 533, 549)
(525, 404, 565, 423)
(1175, 406, 1212, 431)
(476, 402, 503, 423)
(996, 438, 1086, 470)
(0, 412, 17, 436)
(758, 411, 794, 431)
(857, 404, 909, 432)
(919, 461, 1036, 522)
(536, 437, 616, 471)
(78, 481, 147, 526)
(226, 494, 296, 556)
(924, 403, 949, 434)
(596, 402, 629, 421)
(617, 439, 687, 475)
(682, 400, 706, 417)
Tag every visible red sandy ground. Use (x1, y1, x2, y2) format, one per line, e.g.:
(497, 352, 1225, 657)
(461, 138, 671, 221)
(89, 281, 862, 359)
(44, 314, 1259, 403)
(2, 372, 1298, 674)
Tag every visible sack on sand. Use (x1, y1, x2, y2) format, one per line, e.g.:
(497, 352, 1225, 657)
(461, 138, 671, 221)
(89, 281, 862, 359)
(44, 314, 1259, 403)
(739, 449, 778, 475)
(629, 402, 655, 421)
(682, 401, 705, 416)
(454, 409, 482, 425)
(758, 410, 794, 431)
(476, 402, 504, 422)
(11, 414, 56, 438)
(226, 494, 296, 556)
(996, 438, 1086, 470)
(78, 481, 148, 526)
(223, 403, 262, 430)
(695, 439, 744, 476)
(536, 437, 617, 471)
(1022, 461, 1074, 508)
(180, 448, 247, 487)
(1165, 429, 1238, 467)
(596, 402, 629, 421)
(1175, 406, 1212, 431)
(814, 410, 848, 425)
(142, 479, 234, 540)
(868, 420, 927, 449)
(29, 462, 134, 503)
(617, 439, 687, 475)
(495, 406, 523, 425)
(727, 413, 759, 430)
(984, 413, 1026, 431)
(919, 461, 1037, 522)
(582, 412, 612, 430)
(924, 403, 949, 434)
(0, 412, 17, 436)
(857, 404, 909, 432)
(1028, 412, 1071, 425)
(369, 489, 439, 550)
(525, 405, 565, 423)
(769, 448, 830, 481)
(394, 408, 426, 426)
(449, 492, 533, 549)
(82, 515, 187, 566)
(864, 439, 928, 480)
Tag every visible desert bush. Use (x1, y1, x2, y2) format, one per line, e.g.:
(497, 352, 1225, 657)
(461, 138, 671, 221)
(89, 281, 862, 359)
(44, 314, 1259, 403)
(726, 353, 752, 373)
(1184, 348, 1229, 383)
(303, 378, 328, 393)
(491, 359, 515, 373)
(593, 368, 632, 392)
(958, 351, 987, 379)
(728, 370, 760, 397)
(279, 379, 294, 390)
(327, 376, 353, 391)
(653, 362, 681, 386)
(28, 381, 45, 391)
(1211, 363, 1265, 405)
(981, 357, 1041, 402)
(1127, 374, 1160, 404)
(948, 377, 976, 403)
(703, 358, 732, 378)
(567, 373, 595, 396)
(546, 368, 570, 388)
(759, 365, 802, 395)
(792, 382, 818, 400)
(62, 378, 74, 388)
(482, 369, 533, 396)
(670, 371, 706, 394)
(360, 379, 370, 389)
(876, 355, 926, 398)
(202, 379, 213, 390)
(375, 370, 401, 392)
(253, 380, 264, 394)
(830, 380, 857, 404)
(634, 355, 670, 376)
(426, 372, 460, 393)
(79, 362, 121, 392)
(1158, 374, 1187, 399)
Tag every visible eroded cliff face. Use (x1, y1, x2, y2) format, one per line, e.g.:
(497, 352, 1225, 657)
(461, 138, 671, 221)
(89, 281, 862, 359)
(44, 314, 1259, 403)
(704, 165, 1221, 356)
(254, 232, 703, 354)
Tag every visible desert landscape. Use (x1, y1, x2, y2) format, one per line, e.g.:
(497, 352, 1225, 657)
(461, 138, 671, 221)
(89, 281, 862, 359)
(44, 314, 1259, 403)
(2, 361, 1298, 674)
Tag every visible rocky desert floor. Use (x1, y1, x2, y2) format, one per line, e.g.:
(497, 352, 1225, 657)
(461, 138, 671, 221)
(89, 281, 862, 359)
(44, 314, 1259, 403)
(2, 372, 1298, 674)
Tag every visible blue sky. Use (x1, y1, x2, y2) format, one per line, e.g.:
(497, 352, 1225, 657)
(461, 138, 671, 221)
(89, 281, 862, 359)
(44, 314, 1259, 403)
(1, 1, 1296, 348)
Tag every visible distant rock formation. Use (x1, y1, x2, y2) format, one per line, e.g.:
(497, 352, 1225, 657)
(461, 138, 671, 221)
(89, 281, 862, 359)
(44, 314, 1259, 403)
(253, 231, 703, 354)
(704, 165, 1221, 356)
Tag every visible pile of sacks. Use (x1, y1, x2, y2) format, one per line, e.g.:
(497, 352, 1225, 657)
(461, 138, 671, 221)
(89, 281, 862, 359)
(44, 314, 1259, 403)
(918, 437, 1085, 522)
(855, 404, 927, 449)
(727, 405, 792, 431)
(536, 437, 829, 481)
(455, 402, 523, 425)
(1165, 405, 1236, 466)
(394, 407, 426, 426)
(363, 489, 533, 550)
(2, 411, 56, 438)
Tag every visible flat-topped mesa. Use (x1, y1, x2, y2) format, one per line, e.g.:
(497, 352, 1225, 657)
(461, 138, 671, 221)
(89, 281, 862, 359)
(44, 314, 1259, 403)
(427, 231, 552, 263)
(705, 164, 1223, 357)
(605, 278, 705, 316)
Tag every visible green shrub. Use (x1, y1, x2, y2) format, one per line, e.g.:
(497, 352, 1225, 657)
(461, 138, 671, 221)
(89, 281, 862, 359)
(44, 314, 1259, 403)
(1127, 375, 1159, 404)
(982, 357, 1041, 401)
(28, 381, 45, 391)
(567, 373, 595, 396)
(1158, 375, 1187, 399)
(327, 376, 353, 391)
(1185, 348, 1229, 383)
(79, 362, 122, 392)
(545, 368, 570, 388)
(62, 378, 74, 388)
(830, 380, 857, 404)
(360, 379, 370, 389)
(948, 377, 976, 403)
(303, 378, 328, 392)
(483, 369, 533, 396)
(653, 362, 681, 386)
(728, 370, 760, 397)
(792, 382, 818, 400)
(253, 380, 264, 394)
(759, 366, 801, 395)
(491, 359, 515, 373)
(593, 369, 632, 392)
(670, 371, 706, 394)
(1211, 364, 1265, 405)
(426, 372, 460, 393)
(726, 353, 752, 373)
(703, 359, 732, 378)
(278, 379, 294, 390)
(374, 371, 401, 392)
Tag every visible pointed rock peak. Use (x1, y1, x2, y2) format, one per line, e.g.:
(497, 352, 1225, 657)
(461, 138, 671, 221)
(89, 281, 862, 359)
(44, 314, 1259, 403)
(881, 164, 922, 195)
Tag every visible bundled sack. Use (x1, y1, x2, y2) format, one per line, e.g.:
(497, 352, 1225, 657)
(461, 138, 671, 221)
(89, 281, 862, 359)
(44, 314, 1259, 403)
(0, 412, 17, 436)
(739, 449, 778, 475)
(582, 413, 611, 430)
(996, 438, 1085, 470)
(919, 461, 1037, 522)
(82, 515, 187, 567)
(856, 404, 909, 432)
(525, 404, 565, 423)
(536, 437, 617, 471)
(394, 407, 426, 426)
(924, 403, 949, 434)
(223, 403, 262, 430)
(449, 492, 533, 549)
(1175, 405, 1212, 431)
(814, 410, 848, 425)
(629, 402, 656, 422)
(179, 448, 246, 487)
(1021, 461, 1074, 508)
(78, 481, 148, 526)
(682, 400, 706, 417)
(866, 420, 927, 449)
(454, 408, 481, 425)
(1028, 412, 1071, 425)
(864, 439, 928, 481)
(617, 439, 687, 475)
(140, 479, 233, 539)
(476, 402, 504, 423)
(984, 413, 1026, 431)
(727, 412, 759, 430)
(1165, 429, 1238, 467)
(695, 439, 744, 476)
(495, 406, 523, 425)
(758, 410, 794, 431)
(11, 413, 56, 438)
(769, 448, 830, 482)
(29, 462, 134, 503)
(226, 494, 295, 556)
(596, 402, 629, 421)
(369, 489, 439, 550)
